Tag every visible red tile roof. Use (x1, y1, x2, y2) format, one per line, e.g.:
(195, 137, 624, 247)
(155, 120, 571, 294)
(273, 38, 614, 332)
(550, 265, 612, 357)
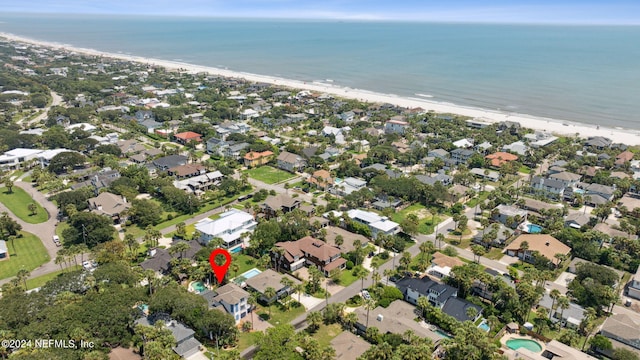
(485, 152, 519, 167)
(174, 131, 202, 140)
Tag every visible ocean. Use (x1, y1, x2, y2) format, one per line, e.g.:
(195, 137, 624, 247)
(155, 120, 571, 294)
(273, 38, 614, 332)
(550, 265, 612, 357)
(1, 13, 640, 128)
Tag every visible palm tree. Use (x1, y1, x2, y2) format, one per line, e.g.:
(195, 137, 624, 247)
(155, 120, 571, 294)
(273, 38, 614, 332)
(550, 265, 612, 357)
(466, 307, 478, 321)
(344, 311, 358, 332)
(353, 266, 369, 291)
(264, 287, 276, 319)
(248, 294, 258, 330)
(307, 311, 323, 333)
(557, 296, 570, 327)
(27, 203, 37, 216)
(55, 254, 65, 271)
(16, 268, 30, 290)
(293, 282, 304, 303)
(436, 233, 445, 250)
(549, 289, 561, 320)
(364, 298, 376, 328)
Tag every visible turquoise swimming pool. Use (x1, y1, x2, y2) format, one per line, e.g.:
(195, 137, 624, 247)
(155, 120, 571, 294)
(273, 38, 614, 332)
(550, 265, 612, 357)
(478, 321, 490, 332)
(435, 329, 452, 339)
(190, 281, 207, 293)
(527, 224, 543, 233)
(239, 268, 262, 280)
(506, 338, 543, 352)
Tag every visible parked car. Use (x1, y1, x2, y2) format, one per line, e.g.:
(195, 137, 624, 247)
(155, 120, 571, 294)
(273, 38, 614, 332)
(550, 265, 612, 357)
(361, 290, 371, 300)
(82, 261, 92, 270)
(52, 235, 61, 246)
(389, 275, 401, 283)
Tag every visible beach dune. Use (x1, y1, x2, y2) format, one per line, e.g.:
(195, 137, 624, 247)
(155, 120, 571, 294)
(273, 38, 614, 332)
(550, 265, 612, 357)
(2, 31, 638, 145)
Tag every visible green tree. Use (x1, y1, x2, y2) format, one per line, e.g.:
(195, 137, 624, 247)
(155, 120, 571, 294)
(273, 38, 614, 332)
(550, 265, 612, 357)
(307, 311, 323, 333)
(264, 286, 277, 318)
(4, 178, 13, 193)
(353, 265, 369, 291)
(129, 198, 163, 227)
(401, 213, 420, 236)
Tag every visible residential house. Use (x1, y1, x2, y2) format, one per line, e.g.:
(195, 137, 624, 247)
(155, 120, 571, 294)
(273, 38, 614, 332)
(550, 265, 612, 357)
(584, 136, 612, 150)
(470, 168, 500, 182)
(140, 240, 202, 275)
(307, 169, 333, 190)
(206, 283, 250, 323)
(505, 234, 571, 266)
(194, 210, 257, 251)
(206, 138, 249, 159)
(371, 197, 403, 211)
(503, 340, 598, 360)
(168, 163, 205, 179)
(473, 223, 514, 247)
(628, 266, 640, 300)
(450, 148, 475, 165)
(593, 222, 638, 240)
(616, 151, 634, 167)
(214, 121, 250, 139)
(90, 169, 121, 190)
(134, 314, 202, 358)
(475, 141, 493, 154)
(441, 297, 483, 323)
(0, 240, 9, 261)
(153, 155, 188, 171)
(274, 236, 347, 276)
(503, 141, 529, 156)
(324, 226, 369, 253)
(525, 131, 559, 148)
(538, 292, 585, 329)
(564, 213, 592, 229)
(415, 172, 452, 186)
(330, 177, 367, 196)
(485, 152, 518, 167)
(549, 172, 582, 188)
(531, 176, 567, 200)
(452, 138, 474, 149)
(346, 209, 400, 239)
(117, 139, 146, 155)
(353, 300, 440, 342)
(428, 251, 466, 279)
(600, 313, 640, 355)
(584, 183, 616, 205)
(491, 204, 528, 228)
(395, 276, 457, 308)
(243, 151, 274, 168)
(384, 119, 409, 134)
(428, 149, 449, 160)
(261, 193, 301, 218)
(519, 197, 561, 218)
(173, 131, 202, 145)
(0, 148, 43, 169)
(331, 331, 371, 360)
(276, 151, 306, 173)
(173, 171, 224, 194)
(87, 192, 131, 224)
(244, 269, 301, 303)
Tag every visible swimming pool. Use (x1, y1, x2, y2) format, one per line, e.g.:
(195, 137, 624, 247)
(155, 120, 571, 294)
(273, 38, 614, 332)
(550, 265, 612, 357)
(190, 281, 207, 293)
(138, 304, 149, 314)
(239, 268, 262, 280)
(230, 246, 243, 254)
(435, 329, 452, 339)
(527, 224, 543, 233)
(478, 320, 490, 332)
(506, 338, 543, 352)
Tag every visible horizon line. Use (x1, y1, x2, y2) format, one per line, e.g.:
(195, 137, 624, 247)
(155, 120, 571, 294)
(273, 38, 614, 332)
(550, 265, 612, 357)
(2, 11, 640, 27)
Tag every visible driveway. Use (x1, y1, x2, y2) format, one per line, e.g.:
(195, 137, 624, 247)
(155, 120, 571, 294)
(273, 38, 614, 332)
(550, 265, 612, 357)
(296, 292, 324, 310)
(0, 178, 65, 286)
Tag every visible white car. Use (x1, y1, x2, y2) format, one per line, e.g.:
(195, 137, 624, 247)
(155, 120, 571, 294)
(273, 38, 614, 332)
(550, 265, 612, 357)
(361, 290, 371, 300)
(52, 235, 61, 246)
(82, 261, 92, 270)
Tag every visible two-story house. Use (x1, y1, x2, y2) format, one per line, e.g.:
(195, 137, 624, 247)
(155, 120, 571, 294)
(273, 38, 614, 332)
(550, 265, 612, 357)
(87, 192, 131, 224)
(345, 209, 400, 239)
(491, 204, 528, 228)
(261, 194, 302, 218)
(203, 283, 250, 323)
(243, 151, 274, 168)
(548, 171, 582, 188)
(450, 148, 475, 165)
(628, 266, 640, 300)
(330, 177, 367, 196)
(245, 269, 301, 304)
(384, 119, 410, 134)
(194, 209, 257, 252)
(276, 151, 306, 173)
(134, 314, 203, 358)
(307, 169, 333, 190)
(395, 276, 457, 308)
(275, 236, 347, 276)
(174, 131, 203, 145)
(531, 176, 567, 200)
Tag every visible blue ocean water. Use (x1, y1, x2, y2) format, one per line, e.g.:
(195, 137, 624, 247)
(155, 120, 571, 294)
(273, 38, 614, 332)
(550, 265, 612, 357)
(1, 13, 640, 127)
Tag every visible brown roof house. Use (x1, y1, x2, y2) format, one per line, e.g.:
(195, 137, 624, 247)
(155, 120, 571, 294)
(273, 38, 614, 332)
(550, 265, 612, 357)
(173, 131, 202, 145)
(243, 150, 274, 168)
(87, 192, 131, 224)
(428, 251, 466, 279)
(168, 163, 206, 179)
(244, 269, 301, 304)
(505, 234, 571, 267)
(274, 236, 347, 276)
(276, 151, 306, 173)
(261, 193, 301, 218)
(307, 169, 333, 190)
(331, 331, 371, 360)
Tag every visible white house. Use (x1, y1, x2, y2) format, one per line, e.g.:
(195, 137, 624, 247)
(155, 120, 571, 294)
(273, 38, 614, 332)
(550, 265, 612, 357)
(628, 266, 640, 300)
(0, 148, 43, 168)
(211, 283, 250, 323)
(384, 120, 409, 134)
(346, 209, 400, 239)
(194, 210, 257, 252)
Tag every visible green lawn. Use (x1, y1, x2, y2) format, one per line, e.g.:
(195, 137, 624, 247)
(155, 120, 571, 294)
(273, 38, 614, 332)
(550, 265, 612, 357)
(25, 267, 80, 289)
(230, 254, 260, 279)
(0, 186, 48, 224)
(305, 323, 343, 347)
(245, 166, 295, 185)
(237, 331, 261, 352)
(257, 301, 306, 326)
(391, 204, 441, 234)
(485, 248, 505, 260)
(335, 268, 359, 286)
(0, 231, 50, 280)
(466, 191, 490, 208)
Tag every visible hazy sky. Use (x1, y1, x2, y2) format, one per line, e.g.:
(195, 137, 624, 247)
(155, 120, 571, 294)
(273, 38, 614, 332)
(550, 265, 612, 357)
(4, 0, 640, 24)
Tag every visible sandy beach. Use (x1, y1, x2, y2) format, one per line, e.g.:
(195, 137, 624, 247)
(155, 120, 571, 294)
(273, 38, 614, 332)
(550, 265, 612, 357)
(2, 31, 639, 146)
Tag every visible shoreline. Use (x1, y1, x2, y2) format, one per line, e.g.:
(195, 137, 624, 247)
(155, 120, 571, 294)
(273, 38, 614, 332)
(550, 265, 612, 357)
(2, 31, 639, 146)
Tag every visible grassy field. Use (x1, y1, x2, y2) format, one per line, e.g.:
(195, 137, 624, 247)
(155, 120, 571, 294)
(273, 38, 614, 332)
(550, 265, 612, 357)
(305, 323, 343, 347)
(391, 203, 441, 234)
(336, 268, 359, 286)
(0, 231, 50, 279)
(230, 254, 260, 279)
(237, 331, 261, 352)
(0, 186, 48, 224)
(25, 267, 81, 289)
(245, 166, 295, 185)
(257, 301, 306, 326)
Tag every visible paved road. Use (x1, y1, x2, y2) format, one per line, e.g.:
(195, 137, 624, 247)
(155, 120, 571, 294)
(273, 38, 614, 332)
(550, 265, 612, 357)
(0, 178, 61, 286)
(18, 91, 64, 127)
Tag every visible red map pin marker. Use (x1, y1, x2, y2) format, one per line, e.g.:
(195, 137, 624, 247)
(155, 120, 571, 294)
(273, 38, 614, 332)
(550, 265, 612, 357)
(209, 249, 232, 284)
